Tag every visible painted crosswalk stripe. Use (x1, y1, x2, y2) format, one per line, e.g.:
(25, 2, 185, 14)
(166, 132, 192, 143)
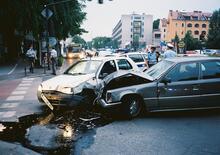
(0, 102, 20, 108)
(22, 77, 35, 81)
(11, 91, 26, 95)
(6, 95, 24, 101)
(16, 87, 29, 90)
(18, 83, 32, 87)
(0, 111, 16, 118)
(21, 80, 33, 83)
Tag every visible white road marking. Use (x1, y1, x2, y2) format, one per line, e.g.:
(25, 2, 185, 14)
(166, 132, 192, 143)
(22, 77, 35, 81)
(11, 91, 26, 95)
(16, 87, 29, 90)
(7, 64, 18, 75)
(21, 80, 33, 83)
(0, 102, 20, 108)
(6, 95, 24, 101)
(18, 83, 32, 87)
(0, 111, 16, 118)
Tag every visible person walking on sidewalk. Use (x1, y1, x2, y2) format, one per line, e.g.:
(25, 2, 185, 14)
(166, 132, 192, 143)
(50, 47, 58, 75)
(26, 44, 37, 73)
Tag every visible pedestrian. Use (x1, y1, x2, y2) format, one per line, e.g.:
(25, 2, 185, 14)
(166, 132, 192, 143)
(147, 45, 157, 68)
(26, 44, 37, 73)
(164, 43, 177, 59)
(50, 47, 58, 75)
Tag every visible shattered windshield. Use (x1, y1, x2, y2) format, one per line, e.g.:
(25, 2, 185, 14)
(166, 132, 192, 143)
(145, 60, 174, 80)
(64, 60, 102, 75)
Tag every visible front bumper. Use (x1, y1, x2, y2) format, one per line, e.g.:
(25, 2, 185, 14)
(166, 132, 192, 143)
(98, 99, 122, 108)
(37, 90, 85, 107)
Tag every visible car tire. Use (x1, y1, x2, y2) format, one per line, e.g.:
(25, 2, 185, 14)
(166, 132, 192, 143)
(122, 96, 143, 119)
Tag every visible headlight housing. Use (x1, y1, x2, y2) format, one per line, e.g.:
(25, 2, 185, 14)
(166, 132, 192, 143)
(59, 87, 74, 94)
(38, 84, 42, 92)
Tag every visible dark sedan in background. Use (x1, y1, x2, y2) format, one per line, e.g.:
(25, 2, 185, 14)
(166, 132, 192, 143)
(98, 57, 220, 118)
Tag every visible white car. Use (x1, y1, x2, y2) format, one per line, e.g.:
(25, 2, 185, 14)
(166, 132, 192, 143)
(37, 57, 139, 110)
(122, 52, 148, 70)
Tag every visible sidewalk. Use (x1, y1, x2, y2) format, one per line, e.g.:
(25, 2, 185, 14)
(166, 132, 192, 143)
(0, 58, 67, 81)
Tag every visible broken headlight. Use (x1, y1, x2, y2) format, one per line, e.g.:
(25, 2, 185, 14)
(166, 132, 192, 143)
(60, 87, 74, 94)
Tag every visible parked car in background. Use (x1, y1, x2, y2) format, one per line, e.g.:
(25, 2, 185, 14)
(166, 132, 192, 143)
(98, 57, 220, 118)
(37, 56, 139, 110)
(122, 52, 148, 70)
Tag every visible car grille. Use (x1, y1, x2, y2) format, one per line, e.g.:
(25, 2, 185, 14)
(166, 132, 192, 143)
(42, 91, 63, 103)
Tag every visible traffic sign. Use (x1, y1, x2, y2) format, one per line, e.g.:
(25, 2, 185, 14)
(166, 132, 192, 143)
(41, 8, 53, 19)
(178, 41, 185, 48)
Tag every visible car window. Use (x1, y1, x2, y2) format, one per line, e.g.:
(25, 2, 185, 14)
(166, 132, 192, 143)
(201, 61, 220, 79)
(165, 62, 199, 82)
(142, 54, 148, 60)
(99, 60, 117, 78)
(117, 59, 133, 70)
(128, 54, 144, 63)
(64, 60, 102, 75)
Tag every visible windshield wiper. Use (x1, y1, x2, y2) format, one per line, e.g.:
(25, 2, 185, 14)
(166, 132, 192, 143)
(69, 72, 87, 75)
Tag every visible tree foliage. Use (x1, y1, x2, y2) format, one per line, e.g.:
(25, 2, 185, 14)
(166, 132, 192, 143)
(184, 31, 201, 50)
(92, 37, 112, 49)
(153, 19, 160, 29)
(207, 9, 220, 49)
(0, 0, 86, 60)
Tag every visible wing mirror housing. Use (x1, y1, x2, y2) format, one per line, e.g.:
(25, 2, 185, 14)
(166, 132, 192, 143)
(161, 77, 171, 85)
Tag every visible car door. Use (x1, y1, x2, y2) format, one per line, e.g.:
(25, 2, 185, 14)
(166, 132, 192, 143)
(199, 60, 220, 107)
(157, 62, 200, 109)
(98, 60, 117, 79)
(116, 59, 133, 70)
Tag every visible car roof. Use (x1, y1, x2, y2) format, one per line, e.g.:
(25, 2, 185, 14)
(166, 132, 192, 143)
(124, 52, 147, 55)
(82, 56, 131, 62)
(165, 56, 220, 63)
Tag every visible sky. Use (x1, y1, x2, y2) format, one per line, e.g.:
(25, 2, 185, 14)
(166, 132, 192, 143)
(81, 0, 220, 41)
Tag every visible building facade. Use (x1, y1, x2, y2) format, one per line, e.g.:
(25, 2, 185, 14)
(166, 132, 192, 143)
(166, 10, 212, 42)
(152, 18, 168, 46)
(112, 13, 153, 49)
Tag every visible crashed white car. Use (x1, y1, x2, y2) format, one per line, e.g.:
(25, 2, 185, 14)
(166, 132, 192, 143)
(37, 57, 139, 110)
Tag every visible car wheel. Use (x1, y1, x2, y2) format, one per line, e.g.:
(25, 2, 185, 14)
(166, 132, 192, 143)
(122, 96, 142, 118)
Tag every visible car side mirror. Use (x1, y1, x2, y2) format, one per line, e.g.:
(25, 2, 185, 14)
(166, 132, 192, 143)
(99, 73, 108, 79)
(161, 77, 171, 85)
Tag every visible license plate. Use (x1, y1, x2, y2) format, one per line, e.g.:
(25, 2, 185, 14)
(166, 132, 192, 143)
(41, 93, 54, 110)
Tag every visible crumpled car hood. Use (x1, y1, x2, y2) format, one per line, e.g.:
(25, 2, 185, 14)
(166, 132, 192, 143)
(41, 74, 95, 91)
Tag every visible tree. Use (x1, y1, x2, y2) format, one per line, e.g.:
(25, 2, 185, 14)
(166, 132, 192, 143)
(0, 0, 86, 61)
(153, 19, 160, 29)
(92, 37, 112, 49)
(72, 35, 86, 47)
(207, 9, 220, 49)
(184, 31, 201, 51)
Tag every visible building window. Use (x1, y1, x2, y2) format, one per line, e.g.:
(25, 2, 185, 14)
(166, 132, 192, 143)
(131, 22, 133, 26)
(131, 28, 133, 32)
(202, 31, 206, 35)
(176, 23, 178, 27)
(195, 23, 199, 28)
(141, 35, 144, 38)
(187, 30, 192, 34)
(164, 34, 166, 39)
(164, 29, 166, 32)
(182, 23, 184, 27)
(142, 22, 144, 26)
(187, 23, 192, 27)
(181, 31, 184, 35)
(131, 35, 133, 38)
(194, 30, 199, 35)
(202, 24, 207, 28)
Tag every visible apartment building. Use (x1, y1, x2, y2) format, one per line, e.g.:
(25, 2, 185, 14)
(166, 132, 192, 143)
(112, 13, 153, 48)
(166, 10, 212, 42)
(152, 18, 168, 46)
